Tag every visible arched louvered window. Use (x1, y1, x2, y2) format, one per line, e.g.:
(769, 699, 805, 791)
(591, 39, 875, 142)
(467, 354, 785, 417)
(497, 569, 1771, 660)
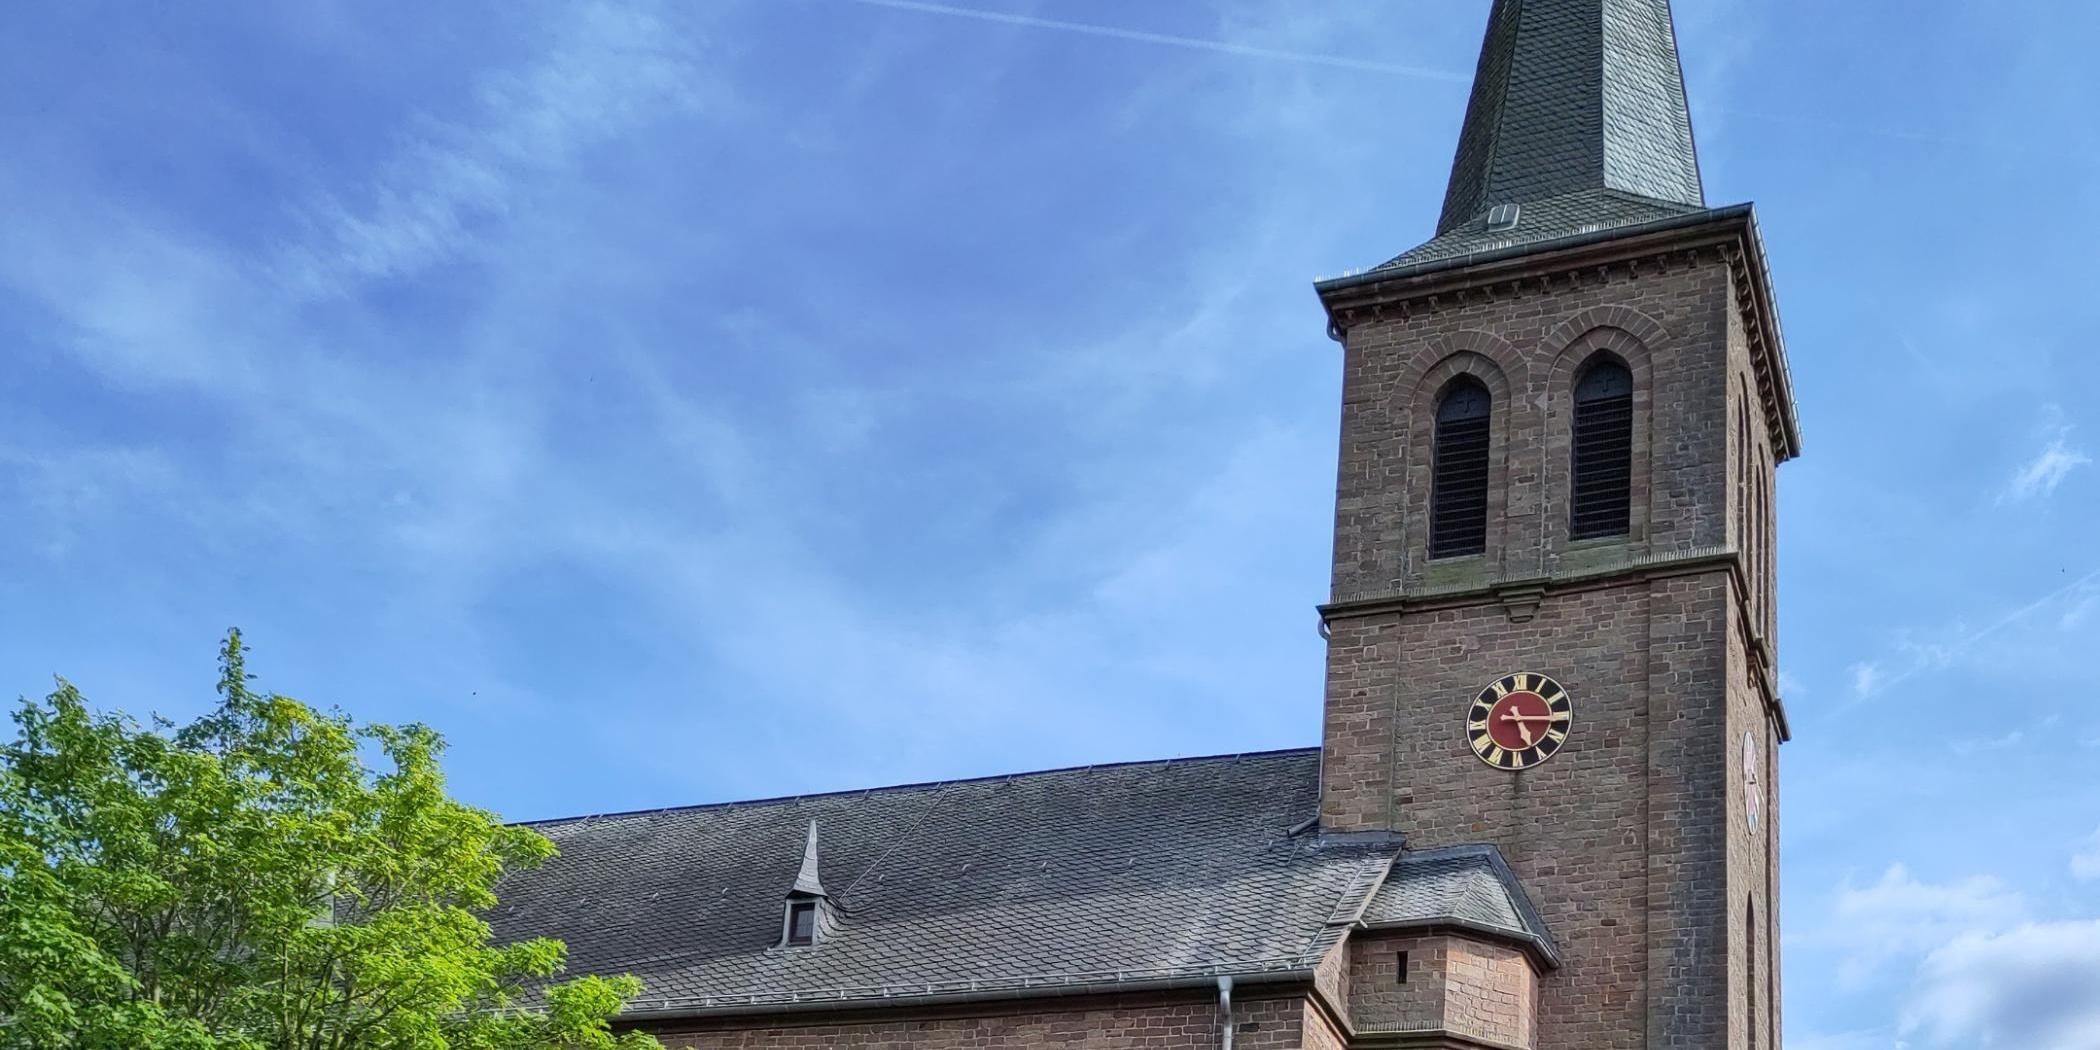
(1430, 377, 1491, 559)
(1571, 358, 1634, 539)
(1746, 898, 1759, 1049)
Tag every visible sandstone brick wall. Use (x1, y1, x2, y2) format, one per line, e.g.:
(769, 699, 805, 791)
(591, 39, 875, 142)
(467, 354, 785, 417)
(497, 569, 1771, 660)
(1347, 931, 1446, 1033)
(1324, 257, 1737, 610)
(1724, 265, 1785, 1050)
(1299, 1000, 1348, 1050)
(1318, 245, 1785, 1049)
(1445, 940, 1535, 1047)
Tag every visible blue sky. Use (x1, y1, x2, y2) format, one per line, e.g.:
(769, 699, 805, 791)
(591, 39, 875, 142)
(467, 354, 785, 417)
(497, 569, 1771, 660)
(2, 1, 2096, 1046)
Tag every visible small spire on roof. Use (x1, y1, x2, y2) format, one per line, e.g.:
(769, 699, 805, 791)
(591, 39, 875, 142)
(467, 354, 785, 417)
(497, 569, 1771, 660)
(779, 821, 839, 947)
(791, 820, 827, 898)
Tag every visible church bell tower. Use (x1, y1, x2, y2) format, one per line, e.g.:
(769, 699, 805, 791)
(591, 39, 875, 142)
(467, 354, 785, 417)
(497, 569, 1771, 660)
(1312, 1, 1799, 1047)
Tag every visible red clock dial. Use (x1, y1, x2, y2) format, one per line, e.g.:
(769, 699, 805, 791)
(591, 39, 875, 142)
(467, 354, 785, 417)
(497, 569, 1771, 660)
(1466, 672, 1573, 770)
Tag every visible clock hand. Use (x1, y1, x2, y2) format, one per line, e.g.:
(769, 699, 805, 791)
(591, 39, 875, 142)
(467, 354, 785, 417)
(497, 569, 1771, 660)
(1499, 710, 1537, 747)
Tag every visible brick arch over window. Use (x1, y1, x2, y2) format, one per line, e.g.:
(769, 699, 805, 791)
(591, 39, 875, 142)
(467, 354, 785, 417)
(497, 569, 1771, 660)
(1540, 303, 1672, 356)
(1543, 325, 1656, 553)
(1400, 341, 1517, 574)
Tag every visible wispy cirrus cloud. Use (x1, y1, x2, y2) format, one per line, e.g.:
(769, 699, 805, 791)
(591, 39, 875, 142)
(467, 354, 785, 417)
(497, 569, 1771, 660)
(1842, 568, 2100, 702)
(1998, 409, 2090, 504)
(278, 2, 710, 297)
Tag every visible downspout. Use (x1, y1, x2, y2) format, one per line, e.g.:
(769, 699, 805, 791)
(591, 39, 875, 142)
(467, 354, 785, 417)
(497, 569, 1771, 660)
(1216, 975, 1234, 1050)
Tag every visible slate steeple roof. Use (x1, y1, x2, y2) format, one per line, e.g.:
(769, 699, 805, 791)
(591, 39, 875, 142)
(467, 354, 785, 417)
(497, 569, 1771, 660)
(1379, 0, 1710, 270)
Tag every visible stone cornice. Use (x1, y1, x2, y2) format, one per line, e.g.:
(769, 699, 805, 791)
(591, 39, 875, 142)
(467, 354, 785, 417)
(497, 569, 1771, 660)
(1352, 1031, 1534, 1050)
(1314, 207, 1801, 464)
(1318, 546, 1792, 741)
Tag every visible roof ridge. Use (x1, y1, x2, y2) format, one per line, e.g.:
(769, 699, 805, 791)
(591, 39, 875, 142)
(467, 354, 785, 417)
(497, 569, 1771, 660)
(511, 746, 1322, 827)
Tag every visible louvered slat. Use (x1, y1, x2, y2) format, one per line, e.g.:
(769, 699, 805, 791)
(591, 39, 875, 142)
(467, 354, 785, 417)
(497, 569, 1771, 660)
(1572, 393, 1633, 539)
(1431, 416, 1491, 558)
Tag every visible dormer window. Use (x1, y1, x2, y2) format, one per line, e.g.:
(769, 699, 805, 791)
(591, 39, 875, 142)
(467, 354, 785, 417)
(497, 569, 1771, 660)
(786, 901, 817, 946)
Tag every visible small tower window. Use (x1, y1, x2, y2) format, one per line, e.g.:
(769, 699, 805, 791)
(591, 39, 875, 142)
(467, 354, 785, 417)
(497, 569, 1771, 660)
(786, 901, 817, 946)
(1430, 377, 1492, 559)
(1746, 898, 1759, 1049)
(1571, 358, 1634, 539)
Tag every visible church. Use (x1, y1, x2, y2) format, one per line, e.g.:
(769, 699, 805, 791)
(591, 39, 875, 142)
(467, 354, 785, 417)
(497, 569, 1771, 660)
(491, 1, 1799, 1047)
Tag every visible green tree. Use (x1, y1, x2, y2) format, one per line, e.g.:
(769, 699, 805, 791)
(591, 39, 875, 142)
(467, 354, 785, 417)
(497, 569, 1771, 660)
(0, 631, 660, 1050)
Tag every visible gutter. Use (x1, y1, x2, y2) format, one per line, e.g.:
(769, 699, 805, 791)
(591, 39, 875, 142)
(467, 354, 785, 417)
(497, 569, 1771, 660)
(618, 967, 1315, 1024)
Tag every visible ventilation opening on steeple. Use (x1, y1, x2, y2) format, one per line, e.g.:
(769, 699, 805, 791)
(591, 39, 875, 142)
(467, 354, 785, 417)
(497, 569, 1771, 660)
(1572, 359, 1634, 539)
(1431, 377, 1493, 559)
(1486, 204, 1522, 232)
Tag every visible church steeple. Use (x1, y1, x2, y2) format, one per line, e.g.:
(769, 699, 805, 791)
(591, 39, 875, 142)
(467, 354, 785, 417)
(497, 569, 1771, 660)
(1312, 3, 1796, 1044)
(1388, 0, 1708, 269)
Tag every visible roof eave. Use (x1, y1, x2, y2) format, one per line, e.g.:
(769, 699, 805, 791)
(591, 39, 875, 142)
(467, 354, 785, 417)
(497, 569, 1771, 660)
(616, 966, 1317, 1024)
(1355, 916, 1564, 971)
(1314, 203, 1753, 295)
(1312, 202, 1803, 464)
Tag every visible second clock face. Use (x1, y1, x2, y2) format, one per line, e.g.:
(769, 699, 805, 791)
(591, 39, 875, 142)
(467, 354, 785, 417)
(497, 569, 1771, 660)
(1467, 672, 1573, 771)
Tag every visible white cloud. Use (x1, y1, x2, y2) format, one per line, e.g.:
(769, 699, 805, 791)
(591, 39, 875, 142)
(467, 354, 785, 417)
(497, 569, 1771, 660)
(2058, 577, 2100, 631)
(1948, 728, 2024, 757)
(278, 2, 709, 297)
(1998, 411, 2090, 503)
(1902, 920, 2100, 1048)
(1850, 661, 1884, 698)
(2073, 827, 2100, 881)
(1831, 865, 2027, 985)
(1790, 1031, 1907, 1050)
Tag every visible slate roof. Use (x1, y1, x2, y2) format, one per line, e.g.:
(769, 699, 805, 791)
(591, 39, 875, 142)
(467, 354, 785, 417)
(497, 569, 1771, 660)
(489, 749, 1556, 1015)
(1381, 187, 1703, 270)
(1380, 0, 1708, 273)
(491, 749, 1396, 1013)
(1361, 845, 1561, 967)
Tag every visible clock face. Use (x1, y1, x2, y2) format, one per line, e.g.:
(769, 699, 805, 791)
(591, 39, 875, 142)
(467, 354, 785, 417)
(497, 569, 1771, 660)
(1466, 672, 1573, 771)
(1743, 732, 1763, 831)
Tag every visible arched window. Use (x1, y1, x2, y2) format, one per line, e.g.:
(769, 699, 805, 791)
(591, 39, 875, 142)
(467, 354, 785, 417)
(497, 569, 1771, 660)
(1746, 898, 1759, 1049)
(1430, 377, 1492, 559)
(1571, 358, 1634, 539)
(1762, 449, 1776, 639)
(1736, 394, 1750, 556)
